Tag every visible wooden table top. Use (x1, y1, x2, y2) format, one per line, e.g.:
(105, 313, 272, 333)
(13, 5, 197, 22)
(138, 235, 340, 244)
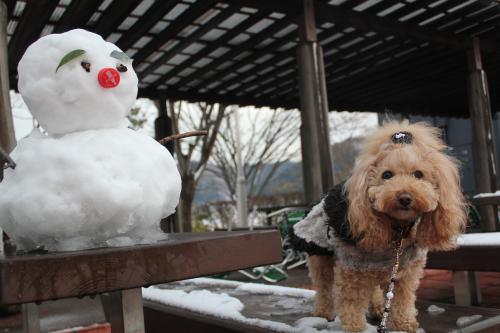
(0, 230, 283, 305)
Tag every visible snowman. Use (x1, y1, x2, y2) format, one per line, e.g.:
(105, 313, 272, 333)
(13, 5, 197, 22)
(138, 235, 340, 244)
(0, 29, 181, 251)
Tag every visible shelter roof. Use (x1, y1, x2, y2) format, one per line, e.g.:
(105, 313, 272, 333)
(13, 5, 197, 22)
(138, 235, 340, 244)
(5, 0, 500, 116)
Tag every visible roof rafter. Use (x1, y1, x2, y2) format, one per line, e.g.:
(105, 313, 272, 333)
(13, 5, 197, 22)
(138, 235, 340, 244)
(224, 0, 500, 53)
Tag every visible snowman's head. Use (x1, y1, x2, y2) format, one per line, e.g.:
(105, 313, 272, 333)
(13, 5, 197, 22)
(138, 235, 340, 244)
(18, 29, 138, 135)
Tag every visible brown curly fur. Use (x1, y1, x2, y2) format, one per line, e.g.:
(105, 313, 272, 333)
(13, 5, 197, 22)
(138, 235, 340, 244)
(308, 121, 467, 332)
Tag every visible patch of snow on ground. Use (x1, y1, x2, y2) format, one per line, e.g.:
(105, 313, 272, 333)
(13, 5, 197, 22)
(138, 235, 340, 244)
(457, 232, 500, 246)
(456, 314, 483, 327)
(426, 304, 445, 315)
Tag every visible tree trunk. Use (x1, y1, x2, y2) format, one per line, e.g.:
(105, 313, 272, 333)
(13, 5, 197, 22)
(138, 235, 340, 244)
(178, 174, 195, 232)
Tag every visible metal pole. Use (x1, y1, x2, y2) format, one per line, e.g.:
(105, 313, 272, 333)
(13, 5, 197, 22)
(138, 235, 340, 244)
(467, 37, 499, 231)
(0, 1, 15, 153)
(297, 0, 334, 202)
(234, 105, 248, 228)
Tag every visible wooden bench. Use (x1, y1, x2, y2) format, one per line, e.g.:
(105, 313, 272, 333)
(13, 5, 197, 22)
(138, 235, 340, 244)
(0, 230, 282, 333)
(427, 233, 500, 306)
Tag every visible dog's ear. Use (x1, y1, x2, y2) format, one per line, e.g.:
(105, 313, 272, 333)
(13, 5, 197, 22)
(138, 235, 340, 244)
(346, 155, 392, 251)
(416, 152, 467, 250)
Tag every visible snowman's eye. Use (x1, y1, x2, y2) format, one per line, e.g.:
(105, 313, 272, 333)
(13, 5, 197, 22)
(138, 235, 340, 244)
(117, 64, 127, 73)
(81, 61, 91, 73)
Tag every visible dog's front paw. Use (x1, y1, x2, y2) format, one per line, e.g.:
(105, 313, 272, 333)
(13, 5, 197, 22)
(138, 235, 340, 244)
(313, 308, 335, 321)
(341, 318, 367, 333)
(390, 319, 419, 333)
(369, 303, 384, 321)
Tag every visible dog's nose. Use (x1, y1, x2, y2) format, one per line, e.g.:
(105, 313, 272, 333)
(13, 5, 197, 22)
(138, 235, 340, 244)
(398, 193, 413, 208)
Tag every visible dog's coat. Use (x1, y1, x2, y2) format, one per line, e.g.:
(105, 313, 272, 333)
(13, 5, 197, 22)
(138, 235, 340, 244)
(290, 182, 428, 272)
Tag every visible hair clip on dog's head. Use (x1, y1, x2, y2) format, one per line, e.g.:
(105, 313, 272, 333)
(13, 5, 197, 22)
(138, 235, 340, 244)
(391, 131, 413, 144)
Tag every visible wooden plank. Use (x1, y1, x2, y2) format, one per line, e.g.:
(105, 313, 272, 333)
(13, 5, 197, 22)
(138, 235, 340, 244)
(427, 245, 500, 272)
(0, 230, 282, 305)
(0, 1, 15, 153)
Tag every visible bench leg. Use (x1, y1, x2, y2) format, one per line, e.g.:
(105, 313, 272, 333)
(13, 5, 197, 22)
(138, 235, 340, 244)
(22, 303, 40, 333)
(453, 271, 482, 306)
(102, 288, 145, 333)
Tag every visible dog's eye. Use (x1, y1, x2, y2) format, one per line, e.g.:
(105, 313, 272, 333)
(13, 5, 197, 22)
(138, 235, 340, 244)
(81, 61, 91, 72)
(382, 171, 393, 180)
(414, 170, 424, 179)
(116, 64, 127, 73)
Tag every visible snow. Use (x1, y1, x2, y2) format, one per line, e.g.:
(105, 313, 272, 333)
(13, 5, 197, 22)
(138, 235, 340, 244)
(456, 314, 483, 327)
(473, 191, 500, 198)
(426, 304, 445, 315)
(18, 29, 138, 135)
(0, 128, 181, 251)
(143, 278, 403, 333)
(457, 232, 500, 247)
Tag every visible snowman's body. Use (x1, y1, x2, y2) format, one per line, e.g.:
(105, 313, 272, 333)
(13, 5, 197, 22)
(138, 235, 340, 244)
(0, 29, 181, 251)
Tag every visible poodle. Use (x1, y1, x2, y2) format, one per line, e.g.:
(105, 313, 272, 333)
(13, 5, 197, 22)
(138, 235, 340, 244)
(290, 121, 467, 332)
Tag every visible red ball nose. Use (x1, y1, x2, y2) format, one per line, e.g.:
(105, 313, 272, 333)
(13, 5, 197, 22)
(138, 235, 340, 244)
(98, 68, 120, 88)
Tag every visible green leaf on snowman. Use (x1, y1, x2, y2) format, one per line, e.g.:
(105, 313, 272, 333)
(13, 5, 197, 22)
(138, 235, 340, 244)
(110, 50, 131, 62)
(56, 49, 86, 72)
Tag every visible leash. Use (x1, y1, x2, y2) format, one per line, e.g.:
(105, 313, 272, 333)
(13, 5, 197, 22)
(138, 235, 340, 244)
(377, 216, 421, 333)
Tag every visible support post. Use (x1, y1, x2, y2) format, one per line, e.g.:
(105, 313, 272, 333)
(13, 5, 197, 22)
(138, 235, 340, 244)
(453, 271, 482, 306)
(297, 0, 334, 202)
(102, 288, 145, 333)
(466, 37, 499, 231)
(233, 105, 248, 228)
(22, 303, 40, 333)
(0, 0, 15, 154)
(155, 94, 173, 154)
(154, 95, 177, 233)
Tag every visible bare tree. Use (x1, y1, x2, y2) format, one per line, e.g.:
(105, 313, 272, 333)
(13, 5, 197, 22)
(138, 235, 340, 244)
(167, 100, 226, 232)
(210, 108, 301, 204)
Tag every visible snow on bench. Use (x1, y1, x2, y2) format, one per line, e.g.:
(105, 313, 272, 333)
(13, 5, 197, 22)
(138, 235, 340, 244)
(142, 278, 500, 333)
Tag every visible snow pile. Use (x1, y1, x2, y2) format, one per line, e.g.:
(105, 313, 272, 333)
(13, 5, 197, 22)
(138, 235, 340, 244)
(0, 29, 181, 251)
(457, 232, 500, 247)
(18, 29, 137, 135)
(426, 304, 445, 315)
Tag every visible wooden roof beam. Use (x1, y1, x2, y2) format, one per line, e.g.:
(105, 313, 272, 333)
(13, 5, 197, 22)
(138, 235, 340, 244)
(224, 0, 499, 52)
(132, 0, 218, 66)
(137, 5, 241, 80)
(116, 0, 179, 51)
(91, 0, 143, 39)
(7, 0, 59, 78)
(53, 0, 102, 33)
(138, 87, 295, 109)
